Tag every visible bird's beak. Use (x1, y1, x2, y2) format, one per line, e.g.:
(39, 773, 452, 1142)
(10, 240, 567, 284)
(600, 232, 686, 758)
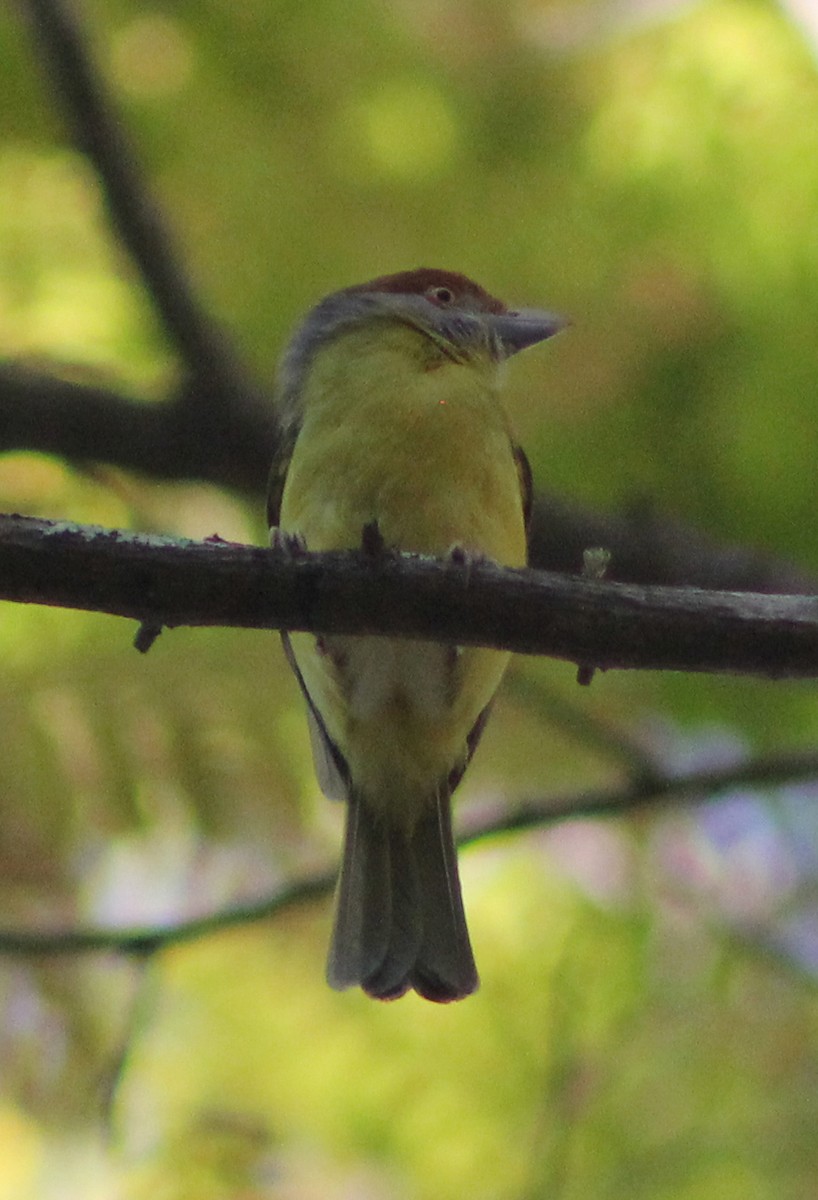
(488, 308, 568, 356)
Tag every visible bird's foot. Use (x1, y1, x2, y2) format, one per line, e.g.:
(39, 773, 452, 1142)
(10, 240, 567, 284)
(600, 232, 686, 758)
(360, 519, 389, 558)
(447, 543, 487, 568)
(270, 527, 308, 556)
(446, 543, 489, 587)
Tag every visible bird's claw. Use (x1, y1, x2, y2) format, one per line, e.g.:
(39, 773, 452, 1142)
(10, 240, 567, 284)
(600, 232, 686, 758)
(270, 527, 308, 556)
(447, 543, 486, 568)
(361, 519, 388, 558)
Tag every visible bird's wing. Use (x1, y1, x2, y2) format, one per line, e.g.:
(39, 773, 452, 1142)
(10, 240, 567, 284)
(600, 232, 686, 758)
(513, 441, 533, 535)
(445, 701, 493, 796)
(280, 632, 350, 801)
(266, 423, 297, 529)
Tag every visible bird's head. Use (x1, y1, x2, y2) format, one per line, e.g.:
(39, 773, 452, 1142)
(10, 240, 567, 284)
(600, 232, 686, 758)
(276, 268, 565, 421)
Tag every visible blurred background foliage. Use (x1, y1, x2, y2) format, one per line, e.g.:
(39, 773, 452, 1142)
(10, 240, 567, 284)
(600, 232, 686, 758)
(1, 0, 818, 1196)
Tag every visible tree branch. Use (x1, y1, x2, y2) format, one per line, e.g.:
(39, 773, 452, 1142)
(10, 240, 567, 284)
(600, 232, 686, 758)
(1, 514, 818, 677)
(0, 363, 276, 492)
(1, 744, 817, 958)
(22, 0, 227, 379)
(20, 0, 269, 444)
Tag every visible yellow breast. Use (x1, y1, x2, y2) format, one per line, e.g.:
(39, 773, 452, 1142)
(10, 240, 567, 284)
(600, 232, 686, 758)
(278, 322, 526, 566)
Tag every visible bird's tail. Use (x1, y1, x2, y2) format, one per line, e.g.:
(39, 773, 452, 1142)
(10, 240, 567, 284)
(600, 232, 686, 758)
(327, 790, 478, 1002)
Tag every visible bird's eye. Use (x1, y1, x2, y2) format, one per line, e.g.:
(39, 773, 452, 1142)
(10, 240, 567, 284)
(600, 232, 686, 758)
(427, 285, 455, 305)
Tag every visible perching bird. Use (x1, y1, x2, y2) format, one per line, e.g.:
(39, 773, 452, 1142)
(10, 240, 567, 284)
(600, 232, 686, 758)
(268, 268, 563, 1001)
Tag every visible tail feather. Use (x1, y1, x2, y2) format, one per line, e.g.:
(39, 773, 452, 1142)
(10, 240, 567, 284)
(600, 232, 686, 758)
(410, 795, 478, 1001)
(327, 791, 478, 1002)
(326, 792, 392, 988)
(361, 827, 422, 1000)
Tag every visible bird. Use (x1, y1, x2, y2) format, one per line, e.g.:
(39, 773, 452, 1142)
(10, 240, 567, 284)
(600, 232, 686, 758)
(267, 268, 564, 1001)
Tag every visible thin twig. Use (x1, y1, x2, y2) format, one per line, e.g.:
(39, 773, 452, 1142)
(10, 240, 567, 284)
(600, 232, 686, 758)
(466, 746, 818, 836)
(0, 872, 336, 956)
(21, 0, 249, 394)
(1, 745, 817, 958)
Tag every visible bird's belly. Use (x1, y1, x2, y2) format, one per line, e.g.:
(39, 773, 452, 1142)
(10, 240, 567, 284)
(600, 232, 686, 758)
(339, 637, 454, 723)
(290, 629, 509, 814)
